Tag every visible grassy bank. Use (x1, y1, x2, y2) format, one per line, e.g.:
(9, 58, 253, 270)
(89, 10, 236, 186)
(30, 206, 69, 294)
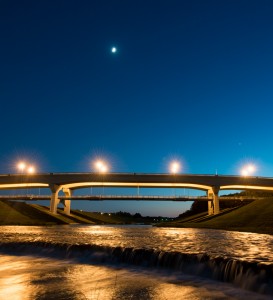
(2, 199, 273, 235)
(158, 198, 273, 235)
(0, 200, 157, 226)
(0, 200, 66, 225)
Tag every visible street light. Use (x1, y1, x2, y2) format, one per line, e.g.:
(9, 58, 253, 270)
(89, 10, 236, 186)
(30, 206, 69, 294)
(27, 166, 35, 174)
(169, 160, 181, 198)
(169, 161, 181, 174)
(246, 164, 256, 173)
(17, 162, 26, 172)
(94, 160, 109, 173)
(17, 161, 36, 174)
(16, 161, 36, 196)
(241, 164, 256, 176)
(93, 159, 109, 196)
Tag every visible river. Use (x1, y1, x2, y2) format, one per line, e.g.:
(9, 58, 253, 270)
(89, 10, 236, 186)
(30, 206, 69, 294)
(0, 225, 272, 299)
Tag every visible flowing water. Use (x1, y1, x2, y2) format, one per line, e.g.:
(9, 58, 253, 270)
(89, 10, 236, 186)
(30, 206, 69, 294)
(0, 225, 273, 299)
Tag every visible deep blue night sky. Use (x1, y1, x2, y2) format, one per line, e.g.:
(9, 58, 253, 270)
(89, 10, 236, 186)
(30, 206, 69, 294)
(1, 0, 273, 216)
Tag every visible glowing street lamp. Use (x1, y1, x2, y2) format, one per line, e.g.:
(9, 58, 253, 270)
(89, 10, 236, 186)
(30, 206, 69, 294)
(169, 160, 181, 198)
(94, 160, 109, 173)
(17, 161, 36, 174)
(241, 164, 256, 176)
(246, 164, 256, 174)
(170, 161, 181, 174)
(27, 166, 35, 174)
(95, 160, 103, 170)
(241, 169, 249, 176)
(100, 165, 108, 173)
(17, 162, 26, 172)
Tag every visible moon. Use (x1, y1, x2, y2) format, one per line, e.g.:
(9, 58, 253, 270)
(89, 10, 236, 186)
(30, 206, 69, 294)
(111, 47, 117, 53)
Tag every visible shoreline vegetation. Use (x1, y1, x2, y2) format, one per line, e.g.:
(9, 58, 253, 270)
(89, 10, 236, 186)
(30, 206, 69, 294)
(1, 195, 273, 235)
(157, 197, 273, 235)
(155, 191, 273, 235)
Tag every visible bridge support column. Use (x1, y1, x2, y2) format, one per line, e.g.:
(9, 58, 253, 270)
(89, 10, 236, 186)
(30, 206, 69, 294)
(207, 190, 214, 215)
(50, 185, 60, 214)
(212, 186, 220, 215)
(208, 187, 220, 215)
(62, 188, 72, 216)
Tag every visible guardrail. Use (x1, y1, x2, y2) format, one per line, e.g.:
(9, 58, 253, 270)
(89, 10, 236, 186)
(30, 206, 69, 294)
(0, 194, 265, 201)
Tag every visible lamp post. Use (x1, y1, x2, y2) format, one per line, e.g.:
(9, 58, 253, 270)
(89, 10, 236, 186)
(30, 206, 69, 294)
(241, 164, 256, 176)
(94, 160, 108, 173)
(169, 160, 181, 197)
(93, 159, 109, 195)
(17, 162, 26, 173)
(27, 166, 35, 174)
(17, 161, 36, 174)
(170, 161, 180, 174)
(17, 161, 36, 195)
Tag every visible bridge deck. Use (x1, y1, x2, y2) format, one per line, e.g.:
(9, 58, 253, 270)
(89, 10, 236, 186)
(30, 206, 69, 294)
(1, 173, 273, 192)
(0, 195, 262, 201)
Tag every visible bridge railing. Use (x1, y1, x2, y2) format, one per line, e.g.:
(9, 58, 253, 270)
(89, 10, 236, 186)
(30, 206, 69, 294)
(0, 194, 266, 201)
(0, 172, 267, 178)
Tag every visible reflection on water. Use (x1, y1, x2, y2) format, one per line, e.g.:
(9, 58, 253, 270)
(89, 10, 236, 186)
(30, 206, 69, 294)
(0, 254, 270, 300)
(1, 225, 273, 299)
(1, 225, 273, 262)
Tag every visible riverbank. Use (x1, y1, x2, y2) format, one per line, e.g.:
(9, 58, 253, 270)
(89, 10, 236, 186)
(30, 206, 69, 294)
(0, 200, 164, 225)
(2, 199, 273, 236)
(157, 198, 273, 235)
(0, 200, 66, 225)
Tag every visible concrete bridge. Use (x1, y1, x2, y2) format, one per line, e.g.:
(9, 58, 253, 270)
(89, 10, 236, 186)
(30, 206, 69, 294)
(0, 194, 262, 201)
(1, 172, 273, 215)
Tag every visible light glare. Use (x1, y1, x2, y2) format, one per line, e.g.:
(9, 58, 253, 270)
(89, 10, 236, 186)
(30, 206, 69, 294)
(17, 162, 26, 172)
(241, 169, 249, 176)
(241, 163, 257, 176)
(170, 161, 181, 174)
(247, 164, 255, 173)
(27, 166, 35, 174)
(94, 159, 109, 173)
(95, 161, 103, 169)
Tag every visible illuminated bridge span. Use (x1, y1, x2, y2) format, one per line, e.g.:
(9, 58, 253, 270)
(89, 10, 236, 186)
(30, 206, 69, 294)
(0, 195, 265, 201)
(1, 172, 273, 216)
(0, 195, 206, 201)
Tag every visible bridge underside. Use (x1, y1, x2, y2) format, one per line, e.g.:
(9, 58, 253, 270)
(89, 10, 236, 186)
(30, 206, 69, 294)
(1, 185, 273, 217)
(1, 173, 273, 216)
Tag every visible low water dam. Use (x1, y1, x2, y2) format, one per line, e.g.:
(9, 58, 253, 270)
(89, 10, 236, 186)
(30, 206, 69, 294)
(0, 225, 272, 299)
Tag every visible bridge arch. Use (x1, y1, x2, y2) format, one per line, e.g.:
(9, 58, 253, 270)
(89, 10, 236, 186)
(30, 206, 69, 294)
(60, 181, 211, 191)
(0, 183, 48, 189)
(48, 182, 212, 215)
(220, 185, 273, 192)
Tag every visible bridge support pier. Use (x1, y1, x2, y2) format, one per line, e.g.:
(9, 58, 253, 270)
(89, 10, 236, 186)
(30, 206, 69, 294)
(62, 188, 72, 216)
(208, 187, 220, 215)
(212, 187, 220, 215)
(207, 190, 214, 215)
(50, 185, 60, 214)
